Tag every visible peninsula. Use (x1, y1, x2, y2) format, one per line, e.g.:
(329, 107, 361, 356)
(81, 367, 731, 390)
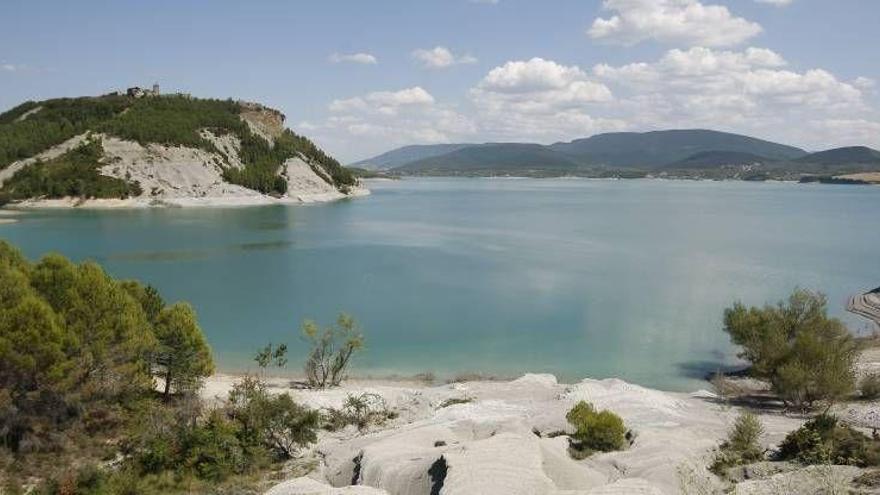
(0, 88, 367, 208)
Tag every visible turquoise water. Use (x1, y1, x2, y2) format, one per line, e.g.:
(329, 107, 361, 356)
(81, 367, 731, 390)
(3, 178, 879, 391)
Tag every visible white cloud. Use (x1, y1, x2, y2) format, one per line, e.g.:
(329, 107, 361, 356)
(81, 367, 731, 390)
(854, 77, 876, 90)
(412, 46, 477, 69)
(593, 46, 878, 148)
(1, 63, 17, 72)
(755, 0, 793, 6)
(588, 0, 762, 47)
(305, 87, 476, 161)
(328, 52, 378, 65)
(470, 58, 624, 141)
(330, 87, 435, 114)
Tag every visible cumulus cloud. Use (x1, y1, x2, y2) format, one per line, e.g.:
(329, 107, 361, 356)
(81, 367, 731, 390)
(854, 77, 876, 90)
(329, 87, 435, 114)
(470, 58, 624, 141)
(588, 0, 762, 47)
(412, 46, 477, 69)
(593, 46, 878, 148)
(328, 52, 378, 65)
(303, 87, 476, 161)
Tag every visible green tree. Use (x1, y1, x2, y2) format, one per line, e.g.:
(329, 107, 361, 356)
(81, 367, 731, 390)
(153, 303, 214, 399)
(0, 268, 71, 451)
(722, 289, 857, 410)
(120, 280, 165, 324)
(302, 313, 364, 389)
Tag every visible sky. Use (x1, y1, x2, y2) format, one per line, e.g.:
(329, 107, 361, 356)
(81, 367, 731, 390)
(1, 0, 879, 163)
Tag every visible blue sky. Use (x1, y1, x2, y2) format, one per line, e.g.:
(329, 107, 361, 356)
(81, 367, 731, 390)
(2, 0, 878, 162)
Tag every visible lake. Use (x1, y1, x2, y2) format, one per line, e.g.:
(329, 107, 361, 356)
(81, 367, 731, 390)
(3, 178, 879, 391)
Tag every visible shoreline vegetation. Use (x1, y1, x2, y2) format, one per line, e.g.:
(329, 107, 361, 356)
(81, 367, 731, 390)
(2, 238, 879, 494)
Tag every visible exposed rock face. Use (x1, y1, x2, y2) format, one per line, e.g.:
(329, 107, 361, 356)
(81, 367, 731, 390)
(240, 104, 285, 145)
(5, 130, 368, 208)
(218, 373, 813, 495)
(99, 135, 266, 205)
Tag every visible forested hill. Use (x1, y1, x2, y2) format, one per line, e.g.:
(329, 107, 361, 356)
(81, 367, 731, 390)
(0, 93, 357, 204)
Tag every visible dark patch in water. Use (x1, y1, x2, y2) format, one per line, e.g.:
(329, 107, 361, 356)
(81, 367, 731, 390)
(236, 240, 293, 251)
(676, 360, 747, 380)
(101, 240, 293, 263)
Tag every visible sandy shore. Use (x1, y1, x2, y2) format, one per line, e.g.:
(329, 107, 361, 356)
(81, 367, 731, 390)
(202, 355, 880, 495)
(3, 186, 370, 210)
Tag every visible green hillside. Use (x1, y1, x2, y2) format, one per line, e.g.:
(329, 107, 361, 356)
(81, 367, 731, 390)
(0, 94, 355, 200)
(796, 146, 880, 166)
(664, 150, 774, 169)
(351, 143, 473, 170)
(393, 143, 580, 175)
(549, 129, 807, 168)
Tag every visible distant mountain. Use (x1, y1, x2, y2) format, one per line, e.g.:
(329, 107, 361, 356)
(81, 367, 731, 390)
(351, 144, 472, 170)
(549, 129, 807, 169)
(664, 151, 774, 169)
(796, 146, 880, 166)
(374, 130, 808, 175)
(393, 143, 579, 174)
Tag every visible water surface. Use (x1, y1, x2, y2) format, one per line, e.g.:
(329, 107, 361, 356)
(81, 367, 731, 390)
(3, 178, 879, 390)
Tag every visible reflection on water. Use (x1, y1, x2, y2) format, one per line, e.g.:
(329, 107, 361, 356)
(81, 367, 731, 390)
(3, 178, 879, 391)
(100, 240, 295, 262)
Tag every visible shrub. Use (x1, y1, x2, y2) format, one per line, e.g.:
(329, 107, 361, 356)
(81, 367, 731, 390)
(709, 411, 765, 475)
(226, 375, 319, 460)
(722, 289, 857, 410)
(322, 393, 394, 432)
(565, 401, 628, 457)
(778, 414, 880, 467)
(302, 314, 364, 389)
(860, 374, 880, 400)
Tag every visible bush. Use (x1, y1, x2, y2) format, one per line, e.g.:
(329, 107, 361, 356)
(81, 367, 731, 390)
(565, 401, 628, 457)
(709, 411, 765, 475)
(722, 289, 857, 410)
(226, 375, 319, 460)
(860, 374, 880, 400)
(322, 393, 395, 432)
(777, 414, 880, 467)
(302, 314, 364, 389)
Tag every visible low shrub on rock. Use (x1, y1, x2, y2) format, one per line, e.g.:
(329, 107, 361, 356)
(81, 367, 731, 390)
(322, 393, 396, 432)
(860, 374, 880, 400)
(777, 414, 880, 467)
(710, 411, 765, 475)
(565, 401, 628, 458)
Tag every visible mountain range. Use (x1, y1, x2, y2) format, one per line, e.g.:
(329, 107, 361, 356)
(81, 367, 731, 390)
(351, 129, 880, 179)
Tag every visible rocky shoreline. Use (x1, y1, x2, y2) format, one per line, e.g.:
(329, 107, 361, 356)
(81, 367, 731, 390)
(201, 348, 880, 495)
